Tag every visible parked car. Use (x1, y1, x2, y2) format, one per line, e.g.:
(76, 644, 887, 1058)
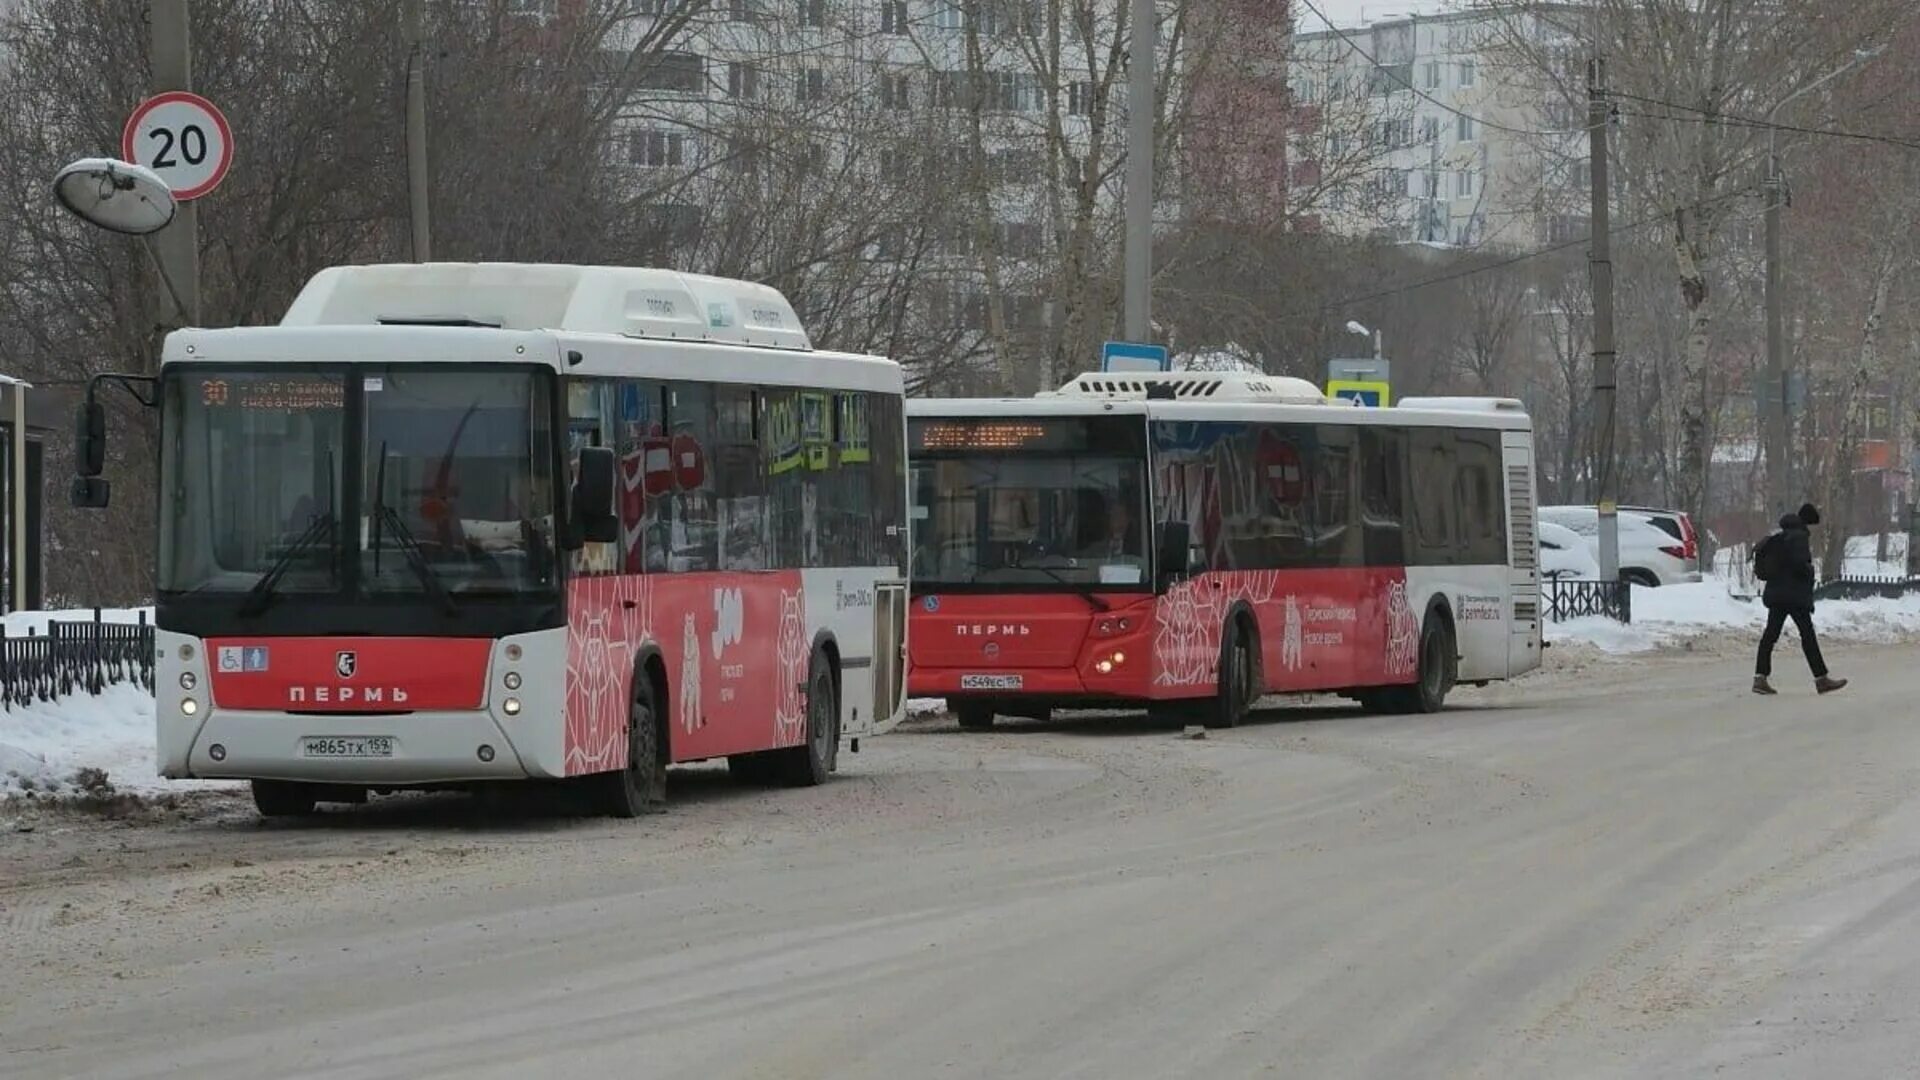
(1538, 505, 1703, 587)
(1539, 521, 1601, 580)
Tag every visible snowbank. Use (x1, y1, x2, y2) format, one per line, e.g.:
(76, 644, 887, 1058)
(1551, 577, 1920, 655)
(0, 682, 239, 799)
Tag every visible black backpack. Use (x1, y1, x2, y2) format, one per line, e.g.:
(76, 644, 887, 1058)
(1752, 533, 1782, 582)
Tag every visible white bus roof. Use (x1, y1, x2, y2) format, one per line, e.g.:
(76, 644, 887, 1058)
(1047, 370, 1329, 403)
(160, 263, 905, 395)
(282, 262, 812, 351)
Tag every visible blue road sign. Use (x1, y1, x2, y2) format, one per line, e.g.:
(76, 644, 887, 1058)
(1101, 341, 1171, 373)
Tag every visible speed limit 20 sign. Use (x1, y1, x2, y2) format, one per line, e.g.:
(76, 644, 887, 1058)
(121, 91, 233, 201)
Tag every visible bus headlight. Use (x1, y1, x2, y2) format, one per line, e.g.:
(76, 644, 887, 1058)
(503, 671, 522, 691)
(179, 672, 197, 690)
(180, 697, 199, 716)
(502, 697, 522, 717)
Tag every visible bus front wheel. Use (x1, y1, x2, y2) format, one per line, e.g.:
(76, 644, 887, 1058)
(598, 672, 667, 817)
(251, 779, 318, 818)
(954, 703, 995, 731)
(1207, 618, 1257, 729)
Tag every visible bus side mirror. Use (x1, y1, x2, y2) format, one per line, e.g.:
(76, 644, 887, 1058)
(1155, 520, 1193, 586)
(570, 446, 618, 545)
(71, 400, 109, 509)
(75, 399, 106, 477)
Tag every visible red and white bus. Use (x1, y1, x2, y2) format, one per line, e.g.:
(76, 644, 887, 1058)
(906, 372, 1540, 728)
(75, 264, 910, 817)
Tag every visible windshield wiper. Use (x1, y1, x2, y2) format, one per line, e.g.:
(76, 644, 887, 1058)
(376, 504, 458, 616)
(239, 513, 336, 617)
(369, 441, 457, 616)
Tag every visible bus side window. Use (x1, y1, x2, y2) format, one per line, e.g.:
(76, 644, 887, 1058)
(1359, 426, 1408, 566)
(1408, 428, 1457, 564)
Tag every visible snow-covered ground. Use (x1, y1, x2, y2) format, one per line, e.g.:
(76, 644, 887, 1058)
(1551, 576, 1920, 655)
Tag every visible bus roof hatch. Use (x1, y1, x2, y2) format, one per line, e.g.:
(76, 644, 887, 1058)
(1048, 370, 1328, 404)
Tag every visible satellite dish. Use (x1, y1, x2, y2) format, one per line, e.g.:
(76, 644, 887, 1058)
(51, 158, 177, 237)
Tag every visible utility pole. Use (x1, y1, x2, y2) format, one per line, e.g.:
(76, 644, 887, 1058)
(406, 0, 432, 262)
(150, 0, 199, 327)
(1763, 147, 1787, 515)
(1122, 0, 1154, 341)
(1587, 58, 1619, 583)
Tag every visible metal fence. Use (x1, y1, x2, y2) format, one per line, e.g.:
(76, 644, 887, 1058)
(1812, 575, 1920, 603)
(0, 611, 155, 709)
(1544, 579, 1632, 623)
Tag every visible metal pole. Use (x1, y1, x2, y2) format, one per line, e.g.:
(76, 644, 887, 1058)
(1763, 134, 1787, 516)
(1122, 0, 1154, 341)
(406, 0, 432, 262)
(150, 0, 199, 328)
(11, 386, 24, 615)
(1587, 59, 1619, 582)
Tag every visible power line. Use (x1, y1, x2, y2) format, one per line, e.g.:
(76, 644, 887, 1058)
(1608, 90, 1920, 152)
(1319, 187, 1756, 310)
(1293, 0, 1591, 139)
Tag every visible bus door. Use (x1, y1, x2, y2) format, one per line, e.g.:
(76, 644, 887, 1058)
(867, 579, 909, 734)
(1501, 432, 1541, 676)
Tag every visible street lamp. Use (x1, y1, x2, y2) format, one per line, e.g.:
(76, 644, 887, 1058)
(1345, 320, 1383, 361)
(1763, 45, 1884, 514)
(50, 157, 188, 318)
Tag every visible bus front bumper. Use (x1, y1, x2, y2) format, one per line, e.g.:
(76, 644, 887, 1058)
(168, 708, 550, 785)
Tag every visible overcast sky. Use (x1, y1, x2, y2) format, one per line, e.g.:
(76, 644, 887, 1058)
(1295, 0, 1458, 31)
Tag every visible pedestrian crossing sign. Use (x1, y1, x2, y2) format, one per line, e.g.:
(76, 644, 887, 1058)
(1328, 379, 1390, 407)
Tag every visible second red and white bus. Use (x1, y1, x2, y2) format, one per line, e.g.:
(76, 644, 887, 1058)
(76, 263, 910, 817)
(906, 372, 1540, 728)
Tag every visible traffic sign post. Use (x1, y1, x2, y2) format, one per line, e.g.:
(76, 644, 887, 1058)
(1102, 341, 1171, 373)
(122, 91, 233, 202)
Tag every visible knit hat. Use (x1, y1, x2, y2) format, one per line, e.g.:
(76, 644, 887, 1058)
(1798, 503, 1821, 526)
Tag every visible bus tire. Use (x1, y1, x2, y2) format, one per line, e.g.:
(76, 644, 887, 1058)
(598, 670, 667, 817)
(955, 703, 995, 731)
(1392, 614, 1456, 715)
(774, 648, 838, 787)
(1207, 616, 1257, 729)
(251, 779, 318, 818)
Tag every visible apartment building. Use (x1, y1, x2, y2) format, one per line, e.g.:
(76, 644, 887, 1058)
(1290, 7, 1586, 250)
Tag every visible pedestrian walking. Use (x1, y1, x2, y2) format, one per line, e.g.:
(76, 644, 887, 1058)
(1751, 502, 1847, 695)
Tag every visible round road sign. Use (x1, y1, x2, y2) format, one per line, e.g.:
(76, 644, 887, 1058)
(121, 91, 233, 202)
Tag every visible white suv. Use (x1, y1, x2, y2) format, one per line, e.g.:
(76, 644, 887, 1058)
(1538, 505, 1704, 587)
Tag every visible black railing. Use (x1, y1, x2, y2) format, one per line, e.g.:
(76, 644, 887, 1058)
(1812, 575, 1920, 602)
(1544, 579, 1632, 623)
(0, 611, 155, 709)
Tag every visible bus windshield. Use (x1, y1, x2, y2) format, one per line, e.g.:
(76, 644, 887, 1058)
(158, 366, 559, 607)
(909, 414, 1149, 590)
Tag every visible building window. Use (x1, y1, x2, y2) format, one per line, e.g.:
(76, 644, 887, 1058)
(880, 72, 911, 110)
(1457, 114, 1476, 141)
(727, 0, 762, 20)
(724, 138, 762, 174)
(627, 0, 684, 14)
(1068, 80, 1095, 117)
(995, 220, 1043, 258)
(630, 129, 686, 168)
(1456, 170, 1474, 197)
(986, 148, 1040, 185)
(799, 68, 826, 103)
(935, 1, 963, 31)
(880, 147, 913, 184)
(879, 0, 908, 32)
(637, 51, 704, 94)
(728, 62, 760, 100)
(1458, 61, 1476, 88)
(1423, 61, 1441, 89)
(1548, 213, 1591, 244)
(1421, 116, 1440, 143)
(798, 0, 826, 27)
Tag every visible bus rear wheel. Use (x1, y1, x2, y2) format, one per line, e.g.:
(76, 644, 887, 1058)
(1388, 616, 1456, 715)
(597, 672, 667, 817)
(772, 650, 838, 786)
(251, 779, 319, 818)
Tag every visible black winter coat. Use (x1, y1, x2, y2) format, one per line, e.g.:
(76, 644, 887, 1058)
(1761, 514, 1816, 612)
